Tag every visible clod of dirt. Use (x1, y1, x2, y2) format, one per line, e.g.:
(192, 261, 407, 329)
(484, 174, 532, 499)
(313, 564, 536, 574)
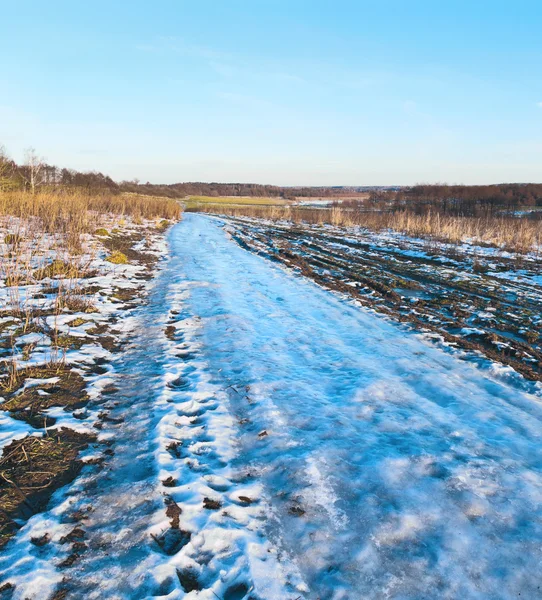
(10, 412, 57, 429)
(238, 496, 253, 505)
(53, 335, 87, 350)
(59, 527, 86, 544)
(70, 508, 92, 522)
(162, 476, 177, 488)
(72, 410, 89, 421)
(111, 286, 140, 303)
(72, 541, 88, 552)
(30, 533, 50, 547)
(257, 430, 268, 438)
(49, 587, 69, 600)
(102, 230, 161, 273)
(101, 384, 120, 395)
(175, 351, 197, 360)
(84, 456, 105, 466)
(88, 364, 108, 376)
(164, 325, 176, 341)
(69, 317, 89, 327)
(166, 441, 182, 458)
(165, 499, 183, 528)
(203, 497, 222, 510)
(0, 367, 88, 421)
(97, 412, 124, 424)
(85, 323, 121, 353)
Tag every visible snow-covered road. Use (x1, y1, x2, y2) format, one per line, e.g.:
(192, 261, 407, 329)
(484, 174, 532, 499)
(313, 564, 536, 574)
(168, 214, 542, 599)
(3, 213, 542, 599)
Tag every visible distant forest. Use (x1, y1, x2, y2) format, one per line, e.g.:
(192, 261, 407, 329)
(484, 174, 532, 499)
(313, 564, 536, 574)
(365, 184, 542, 217)
(1, 146, 541, 216)
(0, 148, 363, 198)
(120, 180, 346, 199)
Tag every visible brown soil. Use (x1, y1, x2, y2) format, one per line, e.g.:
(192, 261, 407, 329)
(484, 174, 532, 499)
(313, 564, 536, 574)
(101, 231, 161, 274)
(164, 325, 176, 341)
(0, 429, 96, 548)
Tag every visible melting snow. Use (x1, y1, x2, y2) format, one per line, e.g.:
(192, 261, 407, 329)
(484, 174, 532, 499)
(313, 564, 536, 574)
(1, 214, 541, 599)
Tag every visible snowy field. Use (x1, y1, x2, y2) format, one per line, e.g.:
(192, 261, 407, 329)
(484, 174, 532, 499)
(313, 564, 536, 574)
(1, 213, 541, 599)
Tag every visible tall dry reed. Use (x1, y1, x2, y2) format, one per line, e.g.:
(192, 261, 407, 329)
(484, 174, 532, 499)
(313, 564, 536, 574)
(191, 204, 541, 253)
(0, 189, 182, 377)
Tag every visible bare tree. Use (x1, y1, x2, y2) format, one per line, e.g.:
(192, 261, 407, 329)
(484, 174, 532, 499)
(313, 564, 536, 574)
(24, 146, 46, 194)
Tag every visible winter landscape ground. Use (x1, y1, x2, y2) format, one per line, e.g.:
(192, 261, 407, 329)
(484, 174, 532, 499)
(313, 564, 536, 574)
(0, 208, 540, 600)
(3, 3, 542, 598)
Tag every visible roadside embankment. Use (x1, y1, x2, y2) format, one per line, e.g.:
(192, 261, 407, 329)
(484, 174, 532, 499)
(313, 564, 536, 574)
(0, 190, 180, 548)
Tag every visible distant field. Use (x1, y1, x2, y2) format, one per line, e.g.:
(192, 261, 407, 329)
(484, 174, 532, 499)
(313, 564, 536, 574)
(294, 194, 370, 202)
(186, 195, 287, 208)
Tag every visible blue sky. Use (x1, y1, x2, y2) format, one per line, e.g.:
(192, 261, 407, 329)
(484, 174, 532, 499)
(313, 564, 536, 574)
(1, 0, 541, 185)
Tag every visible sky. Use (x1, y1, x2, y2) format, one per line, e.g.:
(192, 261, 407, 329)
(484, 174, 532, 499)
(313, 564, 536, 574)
(1, 0, 542, 186)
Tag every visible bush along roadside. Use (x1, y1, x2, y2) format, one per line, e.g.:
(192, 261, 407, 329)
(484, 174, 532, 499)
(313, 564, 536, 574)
(0, 213, 177, 550)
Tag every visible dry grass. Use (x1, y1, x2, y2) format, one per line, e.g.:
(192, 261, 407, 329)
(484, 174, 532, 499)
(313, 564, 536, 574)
(186, 195, 287, 208)
(192, 204, 541, 253)
(0, 429, 95, 548)
(0, 188, 181, 548)
(0, 188, 181, 383)
(0, 189, 181, 231)
(105, 250, 129, 264)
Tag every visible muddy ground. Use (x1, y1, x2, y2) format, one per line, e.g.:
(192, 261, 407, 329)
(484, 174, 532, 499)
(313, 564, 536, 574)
(223, 216, 542, 383)
(0, 221, 169, 552)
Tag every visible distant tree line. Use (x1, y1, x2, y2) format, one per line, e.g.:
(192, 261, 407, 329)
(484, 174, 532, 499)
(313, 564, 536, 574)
(1, 145, 541, 215)
(118, 180, 362, 199)
(369, 184, 542, 217)
(0, 145, 120, 195)
(0, 147, 354, 198)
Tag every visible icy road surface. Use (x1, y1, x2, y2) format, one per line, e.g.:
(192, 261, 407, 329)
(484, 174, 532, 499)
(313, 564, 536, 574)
(162, 215, 542, 598)
(3, 213, 541, 599)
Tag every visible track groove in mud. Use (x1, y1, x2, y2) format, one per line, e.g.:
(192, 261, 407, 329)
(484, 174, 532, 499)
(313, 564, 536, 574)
(223, 216, 542, 382)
